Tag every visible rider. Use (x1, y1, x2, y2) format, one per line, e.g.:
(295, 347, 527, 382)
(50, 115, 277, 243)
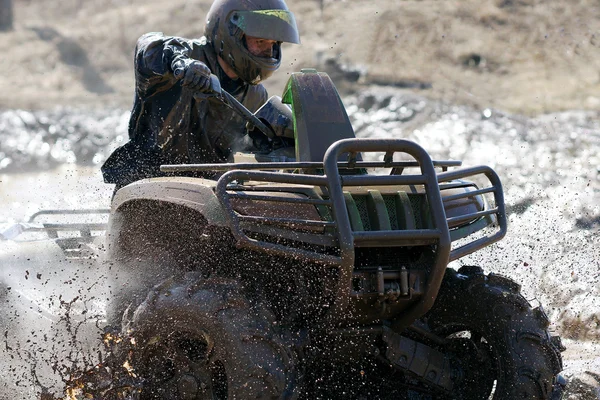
(102, 0, 300, 189)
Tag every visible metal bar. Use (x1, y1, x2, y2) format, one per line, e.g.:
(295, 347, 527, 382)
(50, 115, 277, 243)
(28, 209, 110, 222)
(446, 208, 498, 225)
(2, 222, 108, 241)
(215, 139, 461, 329)
(238, 215, 335, 228)
(438, 165, 507, 261)
(441, 186, 496, 202)
(220, 89, 274, 138)
(352, 229, 441, 246)
(44, 224, 108, 236)
(221, 170, 328, 186)
(24, 223, 108, 232)
(341, 174, 427, 186)
(5, 225, 45, 234)
(437, 165, 495, 183)
(228, 192, 331, 205)
(161, 160, 461, 173)
(449, 230, 505, 262)
(216, 169, 342, 265)
(323, 139, 452, 326)
(429, 161, 462, 168)
(356, 237, 440, 247)
(438, 182, 474, 190)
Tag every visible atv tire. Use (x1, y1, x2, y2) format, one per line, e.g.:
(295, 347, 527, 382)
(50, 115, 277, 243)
(125, 275, 297, 399)
(425, 266, 564, 400)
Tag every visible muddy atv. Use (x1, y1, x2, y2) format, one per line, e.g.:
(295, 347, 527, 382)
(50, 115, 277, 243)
(99, 69, 565, 399)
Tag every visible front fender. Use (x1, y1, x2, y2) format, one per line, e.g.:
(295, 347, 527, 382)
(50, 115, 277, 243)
(111, 176, 228, 227)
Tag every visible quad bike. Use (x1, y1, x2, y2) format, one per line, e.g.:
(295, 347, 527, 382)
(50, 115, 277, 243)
(3, 69, 565, 399)
(97, 69, 566, 399)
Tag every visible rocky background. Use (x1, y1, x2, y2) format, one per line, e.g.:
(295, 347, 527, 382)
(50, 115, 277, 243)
(0, 0, 598, 114)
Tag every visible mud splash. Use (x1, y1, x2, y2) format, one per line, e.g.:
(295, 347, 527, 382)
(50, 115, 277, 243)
(0, 88, 599, 397)
(0, 238, 109, 398)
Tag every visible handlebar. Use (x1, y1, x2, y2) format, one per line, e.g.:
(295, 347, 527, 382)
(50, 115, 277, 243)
(198, 75, 274, 138)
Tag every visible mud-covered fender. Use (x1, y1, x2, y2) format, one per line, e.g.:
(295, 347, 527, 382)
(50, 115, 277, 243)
(110, 176, 228, 227)
(106, 176, 231, 262)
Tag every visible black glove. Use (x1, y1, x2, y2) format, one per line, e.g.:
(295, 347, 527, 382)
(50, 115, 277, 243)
(172, 58, 213, 92)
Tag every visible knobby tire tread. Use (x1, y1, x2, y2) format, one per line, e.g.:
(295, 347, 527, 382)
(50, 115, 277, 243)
(426, 266, 564, 400)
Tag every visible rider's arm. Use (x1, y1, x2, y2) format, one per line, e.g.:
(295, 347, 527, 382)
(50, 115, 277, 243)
(136, 32, 212, 93)
(134, 32, 206, 95)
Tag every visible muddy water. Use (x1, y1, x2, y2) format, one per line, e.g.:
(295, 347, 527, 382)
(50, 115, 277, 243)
(0, 91, 599, 397)
(0, 167, 113, 396)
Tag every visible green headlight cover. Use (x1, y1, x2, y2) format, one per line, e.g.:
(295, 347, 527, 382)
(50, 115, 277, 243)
(231, 9, 300, 44)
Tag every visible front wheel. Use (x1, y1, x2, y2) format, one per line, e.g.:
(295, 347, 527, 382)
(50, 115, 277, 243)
(125, 275, 297, 399)
(425, 266, 565, 399)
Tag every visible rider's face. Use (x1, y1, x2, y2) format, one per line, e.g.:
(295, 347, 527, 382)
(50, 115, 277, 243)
(246, 36, 277, 58)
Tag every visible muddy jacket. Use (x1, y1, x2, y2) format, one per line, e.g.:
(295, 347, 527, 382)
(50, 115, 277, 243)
(102, 32, 268, 187)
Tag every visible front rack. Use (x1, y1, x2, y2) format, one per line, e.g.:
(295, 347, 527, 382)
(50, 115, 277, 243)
(161, 139, 507, 266)
(161, 159, 462, 173)
(213, 139, 478, 319)
(162, 138, 507, 320)
(170, 139, 507, 325)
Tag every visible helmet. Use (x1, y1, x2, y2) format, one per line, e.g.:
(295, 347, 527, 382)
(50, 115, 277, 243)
(204, 0, 300, 85)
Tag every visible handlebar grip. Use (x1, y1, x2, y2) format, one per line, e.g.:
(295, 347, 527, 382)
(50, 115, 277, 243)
(208, 74, 222, 94)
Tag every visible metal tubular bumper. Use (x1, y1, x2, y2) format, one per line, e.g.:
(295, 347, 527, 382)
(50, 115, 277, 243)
(216, 138, 455, 324)
(437, 166, 507, 261)
(322, 139, 451, 325)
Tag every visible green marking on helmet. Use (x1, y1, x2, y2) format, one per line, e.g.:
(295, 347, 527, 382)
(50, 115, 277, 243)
(253, 9, 296, 25)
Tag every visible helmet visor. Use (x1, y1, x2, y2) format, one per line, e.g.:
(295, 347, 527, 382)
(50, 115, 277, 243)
(231, 10, 300, 44)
